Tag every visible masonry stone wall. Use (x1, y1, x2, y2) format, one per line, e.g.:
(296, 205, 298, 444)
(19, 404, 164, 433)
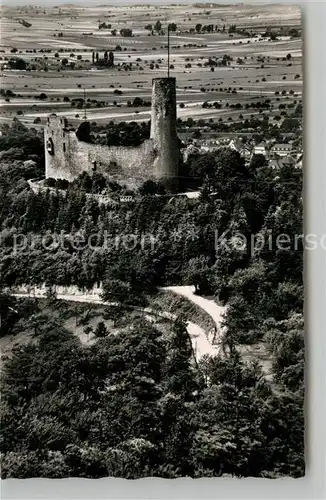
(45, 115, 158, 189)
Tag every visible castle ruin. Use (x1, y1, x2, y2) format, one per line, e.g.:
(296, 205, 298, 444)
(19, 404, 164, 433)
(45, 77, 180, 192)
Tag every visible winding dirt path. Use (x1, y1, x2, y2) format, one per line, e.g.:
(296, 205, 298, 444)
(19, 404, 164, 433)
(164, 285, 226, 348)
(12, 291, 218, 361)
(164, 286, 225, 326)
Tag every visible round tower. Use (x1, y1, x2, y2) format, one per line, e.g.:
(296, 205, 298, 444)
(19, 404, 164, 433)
(150, 77, 179, 192)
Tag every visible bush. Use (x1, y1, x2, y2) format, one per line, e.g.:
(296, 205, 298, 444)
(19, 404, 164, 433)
(94, 321, 108, 338)
(151, 291, 215, 333)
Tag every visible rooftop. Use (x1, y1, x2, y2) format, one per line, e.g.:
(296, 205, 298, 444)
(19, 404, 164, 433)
(272, 143, 293, 149)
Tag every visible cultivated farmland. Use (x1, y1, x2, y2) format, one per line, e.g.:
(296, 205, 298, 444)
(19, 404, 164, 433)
(0, 3, 302, 129)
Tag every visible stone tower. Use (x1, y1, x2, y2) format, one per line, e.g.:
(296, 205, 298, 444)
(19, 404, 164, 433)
(150, 77, 179, 192)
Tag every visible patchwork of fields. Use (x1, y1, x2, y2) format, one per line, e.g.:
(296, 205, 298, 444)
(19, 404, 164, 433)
(0, 3, 302, 128)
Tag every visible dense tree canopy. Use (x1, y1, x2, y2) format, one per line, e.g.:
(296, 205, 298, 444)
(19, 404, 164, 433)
(0, 120, 304, 478)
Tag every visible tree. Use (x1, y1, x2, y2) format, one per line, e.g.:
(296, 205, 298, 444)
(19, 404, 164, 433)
(183, 256, 212, 295)
(195, 24, 202, 33)
(84, 326, 93, 340)
(154, 21, 162, 32)
(138, 180, 165, 196)
(8, 58, 27, 70)
(103, 304, 123, 327)
(264, 313, 304, 391)
(191, 352, 273, 477)
(94, 321, 108, 338)
(164, 316, 197, 397)
(120, 28, 132, 37)
(101, 278, 133, 305)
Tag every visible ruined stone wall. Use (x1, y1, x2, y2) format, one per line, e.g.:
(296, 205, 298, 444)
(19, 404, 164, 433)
(150, 77, 180, 192)
(45, 115, 158, 188)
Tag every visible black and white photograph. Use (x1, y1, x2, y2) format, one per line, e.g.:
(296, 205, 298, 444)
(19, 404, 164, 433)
(0, 1, 304, 482)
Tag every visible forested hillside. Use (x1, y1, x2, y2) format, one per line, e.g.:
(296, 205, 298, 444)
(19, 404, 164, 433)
(0, 120, 304, 478)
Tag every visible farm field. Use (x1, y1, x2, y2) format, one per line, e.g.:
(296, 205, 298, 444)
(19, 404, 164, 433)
(0, 3, 302, 128)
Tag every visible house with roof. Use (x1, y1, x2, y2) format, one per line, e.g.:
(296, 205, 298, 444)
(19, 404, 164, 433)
(295, 154, 303, 169)
(253, 142, 267, 156)
(270, 143, 294, 157)
(240, 146, 252, 159)
(228, 138, 243, 151)
(269, 156, 295, 170)
(119, 195, 134, 203)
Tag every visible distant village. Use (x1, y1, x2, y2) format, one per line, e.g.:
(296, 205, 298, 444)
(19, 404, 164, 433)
(184, 135, 302, 170)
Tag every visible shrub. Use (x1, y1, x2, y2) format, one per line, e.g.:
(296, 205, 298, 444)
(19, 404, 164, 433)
(94, 321, 108, 338)
(151, 290, 215, 333)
